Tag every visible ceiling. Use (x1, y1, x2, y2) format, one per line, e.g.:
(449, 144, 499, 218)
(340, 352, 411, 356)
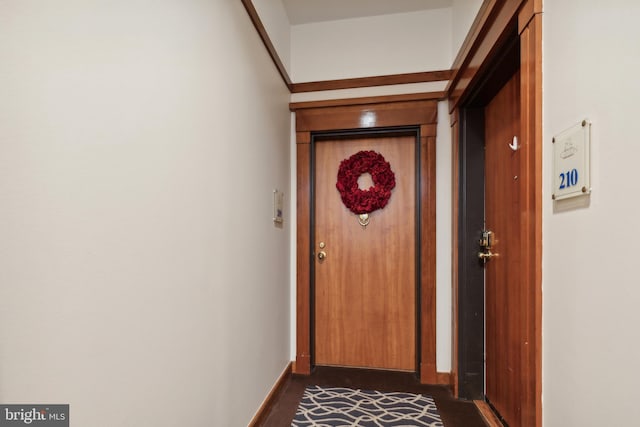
(281, 0, 453, 25)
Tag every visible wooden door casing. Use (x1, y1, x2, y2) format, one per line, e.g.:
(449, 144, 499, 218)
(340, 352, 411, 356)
(314, 135, 416, 371)
(484, 70, 522, 425)
(451, 1, 542, 425)
(293, 99, 439, 383)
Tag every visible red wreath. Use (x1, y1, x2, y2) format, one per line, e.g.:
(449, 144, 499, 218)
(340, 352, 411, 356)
(336, 150, 396, 214)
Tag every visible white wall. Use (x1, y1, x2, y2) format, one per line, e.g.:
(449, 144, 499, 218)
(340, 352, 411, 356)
(543, 1, 640, 425)
(253, 0, 291, 76)
(436, 100, 453, 372)
(0, 1, 291, 426)
(451, 0, 483, 60)
(291, 9, 452, 82)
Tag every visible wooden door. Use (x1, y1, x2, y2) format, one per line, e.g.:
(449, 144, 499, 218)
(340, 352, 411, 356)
(484, 70, 523, 425)
(314, 134, 416, 371)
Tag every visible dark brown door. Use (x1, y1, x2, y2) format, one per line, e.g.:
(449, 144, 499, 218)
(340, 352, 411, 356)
(484, 70, 523, 425)
(314, 134, 416, 371)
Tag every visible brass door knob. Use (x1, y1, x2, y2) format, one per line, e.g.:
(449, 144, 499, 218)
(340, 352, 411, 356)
(317, 251, 327, 260)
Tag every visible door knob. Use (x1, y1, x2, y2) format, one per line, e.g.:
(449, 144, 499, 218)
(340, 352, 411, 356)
(317, 251, 327, 260)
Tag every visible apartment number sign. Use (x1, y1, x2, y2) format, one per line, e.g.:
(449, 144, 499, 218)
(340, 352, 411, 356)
(552, 119, 591, 200)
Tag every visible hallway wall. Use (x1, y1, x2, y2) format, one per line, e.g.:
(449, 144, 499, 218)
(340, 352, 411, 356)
(543, 1, 640, 425)
(290, 9, 452, 82)
(0, 1, 291, 426)
(451, 0, 483, 59)
(253, 0, 292, 75)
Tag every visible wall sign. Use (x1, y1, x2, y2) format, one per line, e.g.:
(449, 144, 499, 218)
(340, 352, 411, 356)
(552, 119, 591, 200)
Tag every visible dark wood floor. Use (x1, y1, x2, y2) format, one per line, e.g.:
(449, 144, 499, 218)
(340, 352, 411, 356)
(258, 366, 487, 426)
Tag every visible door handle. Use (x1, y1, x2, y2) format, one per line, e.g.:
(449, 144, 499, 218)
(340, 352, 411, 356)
(478, 250, 499, 262)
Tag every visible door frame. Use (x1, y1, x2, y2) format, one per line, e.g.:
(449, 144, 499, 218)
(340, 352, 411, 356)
(291, 97, 443, 384)
(448, 0, 542, 425)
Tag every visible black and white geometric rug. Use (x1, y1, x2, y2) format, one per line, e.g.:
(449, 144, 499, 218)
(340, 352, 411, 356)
(291, 385, 444, 426)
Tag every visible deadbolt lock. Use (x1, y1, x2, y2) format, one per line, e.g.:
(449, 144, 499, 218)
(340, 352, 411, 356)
(479, 229, 498, 264)
(479, 230, 494, 250)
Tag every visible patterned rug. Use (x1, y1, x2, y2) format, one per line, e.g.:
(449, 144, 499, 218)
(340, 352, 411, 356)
(291, 385, 444, 427)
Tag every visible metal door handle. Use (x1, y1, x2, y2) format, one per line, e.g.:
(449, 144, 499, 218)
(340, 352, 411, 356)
(318, 251, 327, 260)
(478, 250, 499, 261)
